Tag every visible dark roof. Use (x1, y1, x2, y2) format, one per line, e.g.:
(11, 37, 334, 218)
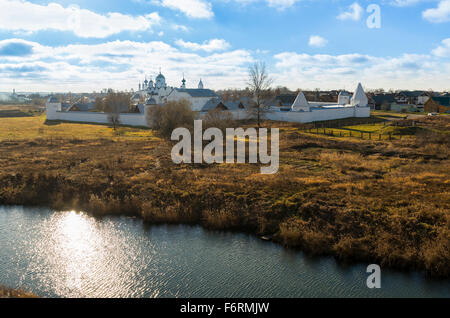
(397, 91, 424, 98)
(61, 103, 71, 111)
(222, 100, 245, 110)
(68, 102, 94, 112)
(431, 96, 450, 107)
(48, 96, 59, 103)
(371, 94, 396, 105)
(177, 88, 217, 98)
(202, 98, 222, 111)
(202, 98, 248, 112)
(275, 94, 296, 106)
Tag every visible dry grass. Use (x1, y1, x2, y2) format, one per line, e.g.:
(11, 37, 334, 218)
(0, 115, 157, 141)
(0, 116, 449, 277)
(0, 286, 37, 298)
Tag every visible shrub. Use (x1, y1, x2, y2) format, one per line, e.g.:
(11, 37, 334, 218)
(203, 108, 236, 132)
(146, 99, 196, 138)
(202, 208, 241, 230)
(0, 286, 37, 298)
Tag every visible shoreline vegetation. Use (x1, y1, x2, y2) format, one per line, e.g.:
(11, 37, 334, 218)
(0, 112, 449, 278)
(0, 286, 37, 298)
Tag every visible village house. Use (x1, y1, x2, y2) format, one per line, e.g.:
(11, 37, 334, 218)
(424, 96, 450, 113)
(369, 94, 396, 110)
(390, 103, 419, 113)
(417, 92, 432, 106)
(394, 91, 425, 105)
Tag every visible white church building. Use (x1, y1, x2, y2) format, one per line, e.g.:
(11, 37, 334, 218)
(133, 72, 218, 111)
(46, 70, 370, 127)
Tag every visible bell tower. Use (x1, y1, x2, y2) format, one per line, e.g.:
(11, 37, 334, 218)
(181, 74, 186, 89)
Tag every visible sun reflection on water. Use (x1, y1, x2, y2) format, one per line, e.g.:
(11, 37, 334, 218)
(58, 211, 91, 238)
(38, 210, 142, 298)
(49, 211, 103, 296)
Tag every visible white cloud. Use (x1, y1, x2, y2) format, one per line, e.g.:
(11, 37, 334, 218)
(308, 35, 328, 48)
(231, 0, 301, 10)
(390, 0, 424, 6)
(0, 39, 253, 91)
(175, 39, 231, 52)
(172, 24, 189, 32)
(265, 0, 300, 9)
(3, 36, 449, 92)
(423, 0, 450, 22)
(0, 0, 161, 38)
(155, 0, 213, 18)
(337, 2, 363, 21)
(274, 51, 450, 90)
(432, 38, 450, 56)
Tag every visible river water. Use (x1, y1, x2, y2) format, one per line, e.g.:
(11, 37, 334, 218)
(0, 206, 448, 298)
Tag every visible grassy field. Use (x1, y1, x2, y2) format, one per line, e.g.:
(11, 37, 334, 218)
(291, 116, 439, 141)
(0, 104, 44, 118)
(0, 115, 449, 277)
(372, 110, 420, 116)
(0, 114, 157, 141)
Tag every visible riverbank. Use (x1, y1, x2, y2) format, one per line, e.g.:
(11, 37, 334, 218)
(0, 115, 449, 277)
(0, 286, 37, 298)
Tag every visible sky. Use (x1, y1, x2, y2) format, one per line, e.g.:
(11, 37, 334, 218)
(0, 0, 449, 92)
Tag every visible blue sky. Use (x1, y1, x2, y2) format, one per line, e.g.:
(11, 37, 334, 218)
(0, 0, 449, 92)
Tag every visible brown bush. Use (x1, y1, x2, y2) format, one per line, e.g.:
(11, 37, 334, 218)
(146, 99, 196, 138)
(0, 286, 37, 298)
(203, 108, 236, 132)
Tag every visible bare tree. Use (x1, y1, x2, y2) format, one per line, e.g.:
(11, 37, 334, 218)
(104, 92, 130, 130)
(248, 62, 273, 127)
(94, 97, 105, 111)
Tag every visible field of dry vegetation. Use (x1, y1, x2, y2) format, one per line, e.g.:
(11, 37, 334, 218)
(0, 114, 449, 277)
(0, 286, 37, 298)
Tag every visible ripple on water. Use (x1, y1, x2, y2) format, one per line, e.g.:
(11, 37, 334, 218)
(0, 206, 449, 298)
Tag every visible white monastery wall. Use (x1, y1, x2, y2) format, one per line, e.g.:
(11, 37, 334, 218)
(265, 106, 370, 123)
(198, 106, 370, 122)
(47, 106, 149, 127)
(48, 105, 370, 127)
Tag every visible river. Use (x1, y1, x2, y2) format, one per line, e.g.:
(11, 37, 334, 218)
(0, 206, 448, 298)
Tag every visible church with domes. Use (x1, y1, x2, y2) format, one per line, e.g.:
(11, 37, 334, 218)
(133, 71, 217, 111)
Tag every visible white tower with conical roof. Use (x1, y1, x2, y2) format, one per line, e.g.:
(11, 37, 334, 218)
(198, 79, 204, 89)
(338, 91, 351, 105)
(351, 83, 368, 107)
(291, 91, 310, 112)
